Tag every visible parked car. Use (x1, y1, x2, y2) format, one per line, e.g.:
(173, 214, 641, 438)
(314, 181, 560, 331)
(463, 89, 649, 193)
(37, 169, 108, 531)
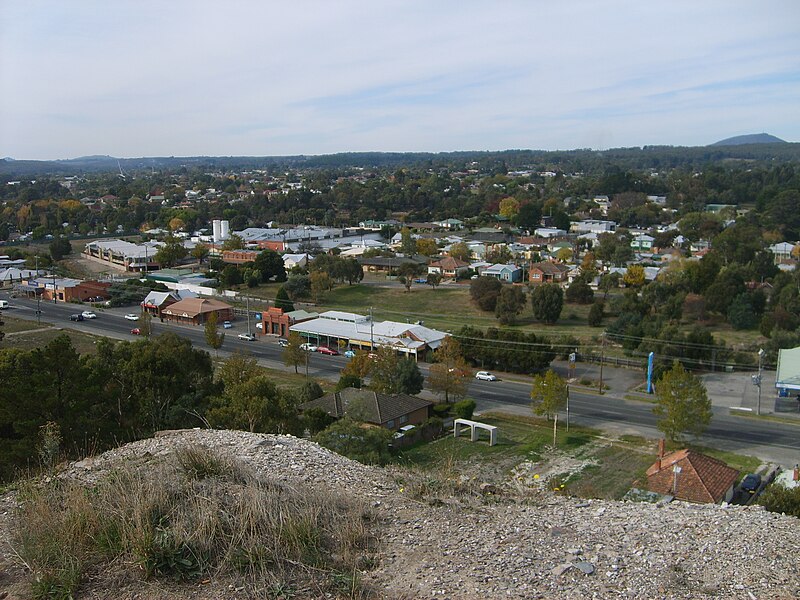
(741, 473, 762, 495)
(393, 425, 416, 439)
(316, 345, 340, 355)
(124, 313, 139, 321)
(130, 328, 141, 335)
(344, 350, 356, 358)
(255, 322, 263, 330)
(475, 371, 497, 381)
(300, 343, 318, 352)
(81, 311, 97, 319)
(278, 338, 289, 347)
(237, 333, 256, 341)
(69, 313, 84, 322)
(223, 320, 232, 329)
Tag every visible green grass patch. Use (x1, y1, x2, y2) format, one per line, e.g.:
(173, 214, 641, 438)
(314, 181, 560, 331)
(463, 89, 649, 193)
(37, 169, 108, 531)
(563, 442, 655, 500)
(0, 326, 103, 354)
(728, 409, 800, 426)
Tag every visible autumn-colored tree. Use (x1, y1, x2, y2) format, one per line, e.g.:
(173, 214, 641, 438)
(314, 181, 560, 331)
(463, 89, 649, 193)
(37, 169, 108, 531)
(449, 242, 472, 262)
(531, 369, 568, 420)
(499, 197, 520, 219)
(427, 337, 471, 403)
(416, 238, 439, 256)
(623, 264, 646, 288)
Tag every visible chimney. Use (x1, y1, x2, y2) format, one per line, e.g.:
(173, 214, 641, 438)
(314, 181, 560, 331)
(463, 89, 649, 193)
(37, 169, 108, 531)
(656, 439, 666, 470)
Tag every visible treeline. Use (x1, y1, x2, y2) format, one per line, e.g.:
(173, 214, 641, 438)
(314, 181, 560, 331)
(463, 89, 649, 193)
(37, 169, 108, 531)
(456, 326, 556, 373)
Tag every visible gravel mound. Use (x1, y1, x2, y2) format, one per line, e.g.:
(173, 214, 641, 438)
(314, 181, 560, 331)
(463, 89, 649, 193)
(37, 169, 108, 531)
(5, 428, 799, 599)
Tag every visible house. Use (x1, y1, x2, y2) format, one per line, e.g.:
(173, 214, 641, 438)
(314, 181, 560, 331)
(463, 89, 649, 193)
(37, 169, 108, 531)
(84, 239, 162, 272)
(631, 234, 655, 252)
(300, 387, 433, 431)
(593, 196, 611, 215)
(428, 257, 470, 279)
(769, 242, 797, 264)
(358, 255, 427, 276)
(534, 227, 568, 239)
(160, 297, 234, 326)
(222, 249, 261, 264)
(282, 253, 309, 270)
(256, 306, 318, 338)
(0, 267, 41, 284)
(141, 289, 198, 318)
(776, 346, 800, 396)
(571, 219, 617, 234)
(434, 218, 464, 231)
(646, 442, 739, 504)
(529, 261, 569, 285)
(482, 263, 523, 283)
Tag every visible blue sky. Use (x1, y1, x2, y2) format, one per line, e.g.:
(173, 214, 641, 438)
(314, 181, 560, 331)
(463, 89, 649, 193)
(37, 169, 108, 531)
(1, 0, 798, 159)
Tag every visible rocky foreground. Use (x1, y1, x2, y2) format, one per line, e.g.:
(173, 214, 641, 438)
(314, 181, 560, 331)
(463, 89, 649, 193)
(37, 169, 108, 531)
(3, 429, 799, 599)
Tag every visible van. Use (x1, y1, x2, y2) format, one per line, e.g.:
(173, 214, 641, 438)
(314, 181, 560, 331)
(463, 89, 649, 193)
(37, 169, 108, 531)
(0, 300, 8, 309)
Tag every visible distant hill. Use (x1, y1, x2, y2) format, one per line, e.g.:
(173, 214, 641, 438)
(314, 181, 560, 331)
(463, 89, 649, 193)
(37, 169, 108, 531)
(711, 133, 786, 146)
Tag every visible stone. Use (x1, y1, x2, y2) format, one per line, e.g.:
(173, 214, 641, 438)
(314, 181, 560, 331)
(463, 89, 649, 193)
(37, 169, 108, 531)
(575, 561, 595, 575)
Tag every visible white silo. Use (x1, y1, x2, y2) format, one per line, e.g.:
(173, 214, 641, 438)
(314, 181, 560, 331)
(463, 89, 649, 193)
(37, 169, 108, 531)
(212, 220, 221, 243)
(220, 220, 230, 241)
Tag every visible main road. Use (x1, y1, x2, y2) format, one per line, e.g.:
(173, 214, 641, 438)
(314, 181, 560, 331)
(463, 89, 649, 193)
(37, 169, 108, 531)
(3, 292, 798, 466)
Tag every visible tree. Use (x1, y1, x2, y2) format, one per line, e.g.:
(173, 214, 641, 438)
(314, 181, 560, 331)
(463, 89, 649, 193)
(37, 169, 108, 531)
(728, 294, 757, 330)
(49, 236, 72, 261)
(598, 272, 621, 298)
(556, 247, 573, 263)
(652, 362, 712, 442)
(448, 242, 472, 262)
(204, 311, 225, 356)
(284, 274, 311, 299)
(274, 286, 294, 312)
(370, 348, 424, 395)
(221, 265, 243, 287)
(495, 285, 526, 325)
(470, 276, 503, 311)
(566, 277, 594, 304)
(623, 264, 646, 288)
(400, 227, 416, 256)
(314, 418, 393, 465)
(416, 238, 438, 256)
(758, 483, 800, 518)
(154, 234, 188, 267)
(499, 197, 520, 219)
(397, 261, 424, 292)
(427, 337, 471, 403)
(208, 373, 299, 434)
(253, 249, 287, 282)
(530, 369, 568, 420)
(221, 234, 245, 251)
(514, 202, 541, 230)
(426, 273, 442, 289)
(191, 243, 209, 264)
(588, 301, 604, 327)
(485, 245, 513, 264)
(335, 373, 362, 391)
(282, 332, 305, 374)
(531, 283, 563, 324)
(310, 270, 332, 302)
(139, 310, 153, 338)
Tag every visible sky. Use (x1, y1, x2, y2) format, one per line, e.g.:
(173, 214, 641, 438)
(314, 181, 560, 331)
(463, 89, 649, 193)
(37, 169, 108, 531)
(1, 0, 799, 160)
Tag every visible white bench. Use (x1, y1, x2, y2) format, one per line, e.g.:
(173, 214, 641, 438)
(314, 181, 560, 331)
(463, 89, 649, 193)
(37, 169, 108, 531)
(453, 418, 497, 446)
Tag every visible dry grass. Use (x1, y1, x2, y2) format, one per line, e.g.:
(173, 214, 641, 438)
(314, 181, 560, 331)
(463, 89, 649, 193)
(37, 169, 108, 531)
(11, 445, 378, 599)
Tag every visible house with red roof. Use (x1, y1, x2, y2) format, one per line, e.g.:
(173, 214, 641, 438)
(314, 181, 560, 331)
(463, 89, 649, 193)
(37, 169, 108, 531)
(646, 441, 739, 504)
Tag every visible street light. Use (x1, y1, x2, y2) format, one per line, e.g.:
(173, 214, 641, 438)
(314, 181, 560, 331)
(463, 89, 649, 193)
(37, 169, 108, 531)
(756, 348, 765, 416)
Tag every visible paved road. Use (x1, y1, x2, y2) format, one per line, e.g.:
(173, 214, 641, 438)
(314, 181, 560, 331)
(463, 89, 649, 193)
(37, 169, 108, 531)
(3, 291, 799, 467)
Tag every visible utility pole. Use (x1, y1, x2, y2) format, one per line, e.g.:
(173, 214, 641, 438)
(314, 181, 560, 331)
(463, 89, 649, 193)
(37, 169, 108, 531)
(756, 348, 765, 416)
(598, 333, 605, 394)
(35, 256, 41, 325)
(52, 272, 57, 304)
(246, 296, 252, 336)
(369, 306, 374, 351)
(566, 383, 570, 432)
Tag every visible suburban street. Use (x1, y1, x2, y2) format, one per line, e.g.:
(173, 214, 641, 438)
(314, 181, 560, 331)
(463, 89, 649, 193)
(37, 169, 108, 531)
(3, 290, 799, 467)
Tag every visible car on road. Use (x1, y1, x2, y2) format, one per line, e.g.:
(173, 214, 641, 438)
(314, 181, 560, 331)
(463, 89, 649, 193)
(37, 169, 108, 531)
(300, 343, 318, 352)
(130, 328, 141, 335)
(344, 349, 356, 358)
(475, 371, 497, 381)
(69, 313, 84, 321)
(316, 345, 340, 355)
(278, 338, 289, 347)
(81, 311, 97, 319)
(223, 320, 232, 329)
(237, 333, 256, 341)
(741, 473, 762, 495)
(124, 313, 139, 321)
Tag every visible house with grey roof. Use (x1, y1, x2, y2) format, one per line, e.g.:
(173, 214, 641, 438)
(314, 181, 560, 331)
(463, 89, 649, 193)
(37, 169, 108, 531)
(300, 387, 433, 431)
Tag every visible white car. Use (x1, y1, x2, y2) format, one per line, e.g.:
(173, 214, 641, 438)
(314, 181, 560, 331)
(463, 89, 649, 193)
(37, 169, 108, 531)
(124, 313, 139, 321)
(238, 333, 256, 341)
(300, 343, 318, 352)
(475, 371, 497, 381)
(81, 311, 97, 319)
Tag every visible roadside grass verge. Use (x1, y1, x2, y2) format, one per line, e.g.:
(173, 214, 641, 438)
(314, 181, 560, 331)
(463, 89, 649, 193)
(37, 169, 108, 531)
(0, 326, 103, 354)
(0, 315, 53, 334)
(11, 445, 377, 599)
(728, 409, 800, 427)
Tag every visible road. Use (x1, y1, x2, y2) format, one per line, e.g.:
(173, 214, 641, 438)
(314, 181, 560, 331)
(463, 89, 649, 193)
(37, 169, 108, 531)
(3, 291, 799, 466)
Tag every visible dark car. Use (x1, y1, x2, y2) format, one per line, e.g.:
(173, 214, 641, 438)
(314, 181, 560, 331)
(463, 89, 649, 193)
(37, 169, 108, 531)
(741, 473, 762, 495)
(69, 314, 84, 321)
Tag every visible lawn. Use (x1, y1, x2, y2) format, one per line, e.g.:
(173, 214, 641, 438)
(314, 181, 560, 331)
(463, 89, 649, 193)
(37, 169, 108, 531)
(1, 315, 52, 334)
(562, 442, 656, 500)
(0, 325, 104, 355)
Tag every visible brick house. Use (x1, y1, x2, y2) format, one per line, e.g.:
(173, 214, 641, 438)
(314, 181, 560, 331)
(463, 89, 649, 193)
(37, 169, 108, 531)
(300, 387, 433, 431)
(222, 249, 261, 264)
(160, 297, 234, 325)
(646, 442, 739, 504)
(257, 306, 318, 337)
(20, 277, 111, 303)
(529, 262, 570, 285)
(428, 256, 470, 279)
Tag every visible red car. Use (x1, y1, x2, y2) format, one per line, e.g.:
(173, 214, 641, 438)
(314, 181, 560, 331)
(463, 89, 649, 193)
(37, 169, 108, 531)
(130, 328, 141, 335)
(316, 345, 340, 356)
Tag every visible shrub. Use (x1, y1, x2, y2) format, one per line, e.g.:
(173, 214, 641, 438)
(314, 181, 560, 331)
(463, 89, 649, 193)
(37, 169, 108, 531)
(758, 483, 800, 518)
(588, 301, 604, 327)
(432, 403, 451, 418)
(452, 399, 476, 420)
